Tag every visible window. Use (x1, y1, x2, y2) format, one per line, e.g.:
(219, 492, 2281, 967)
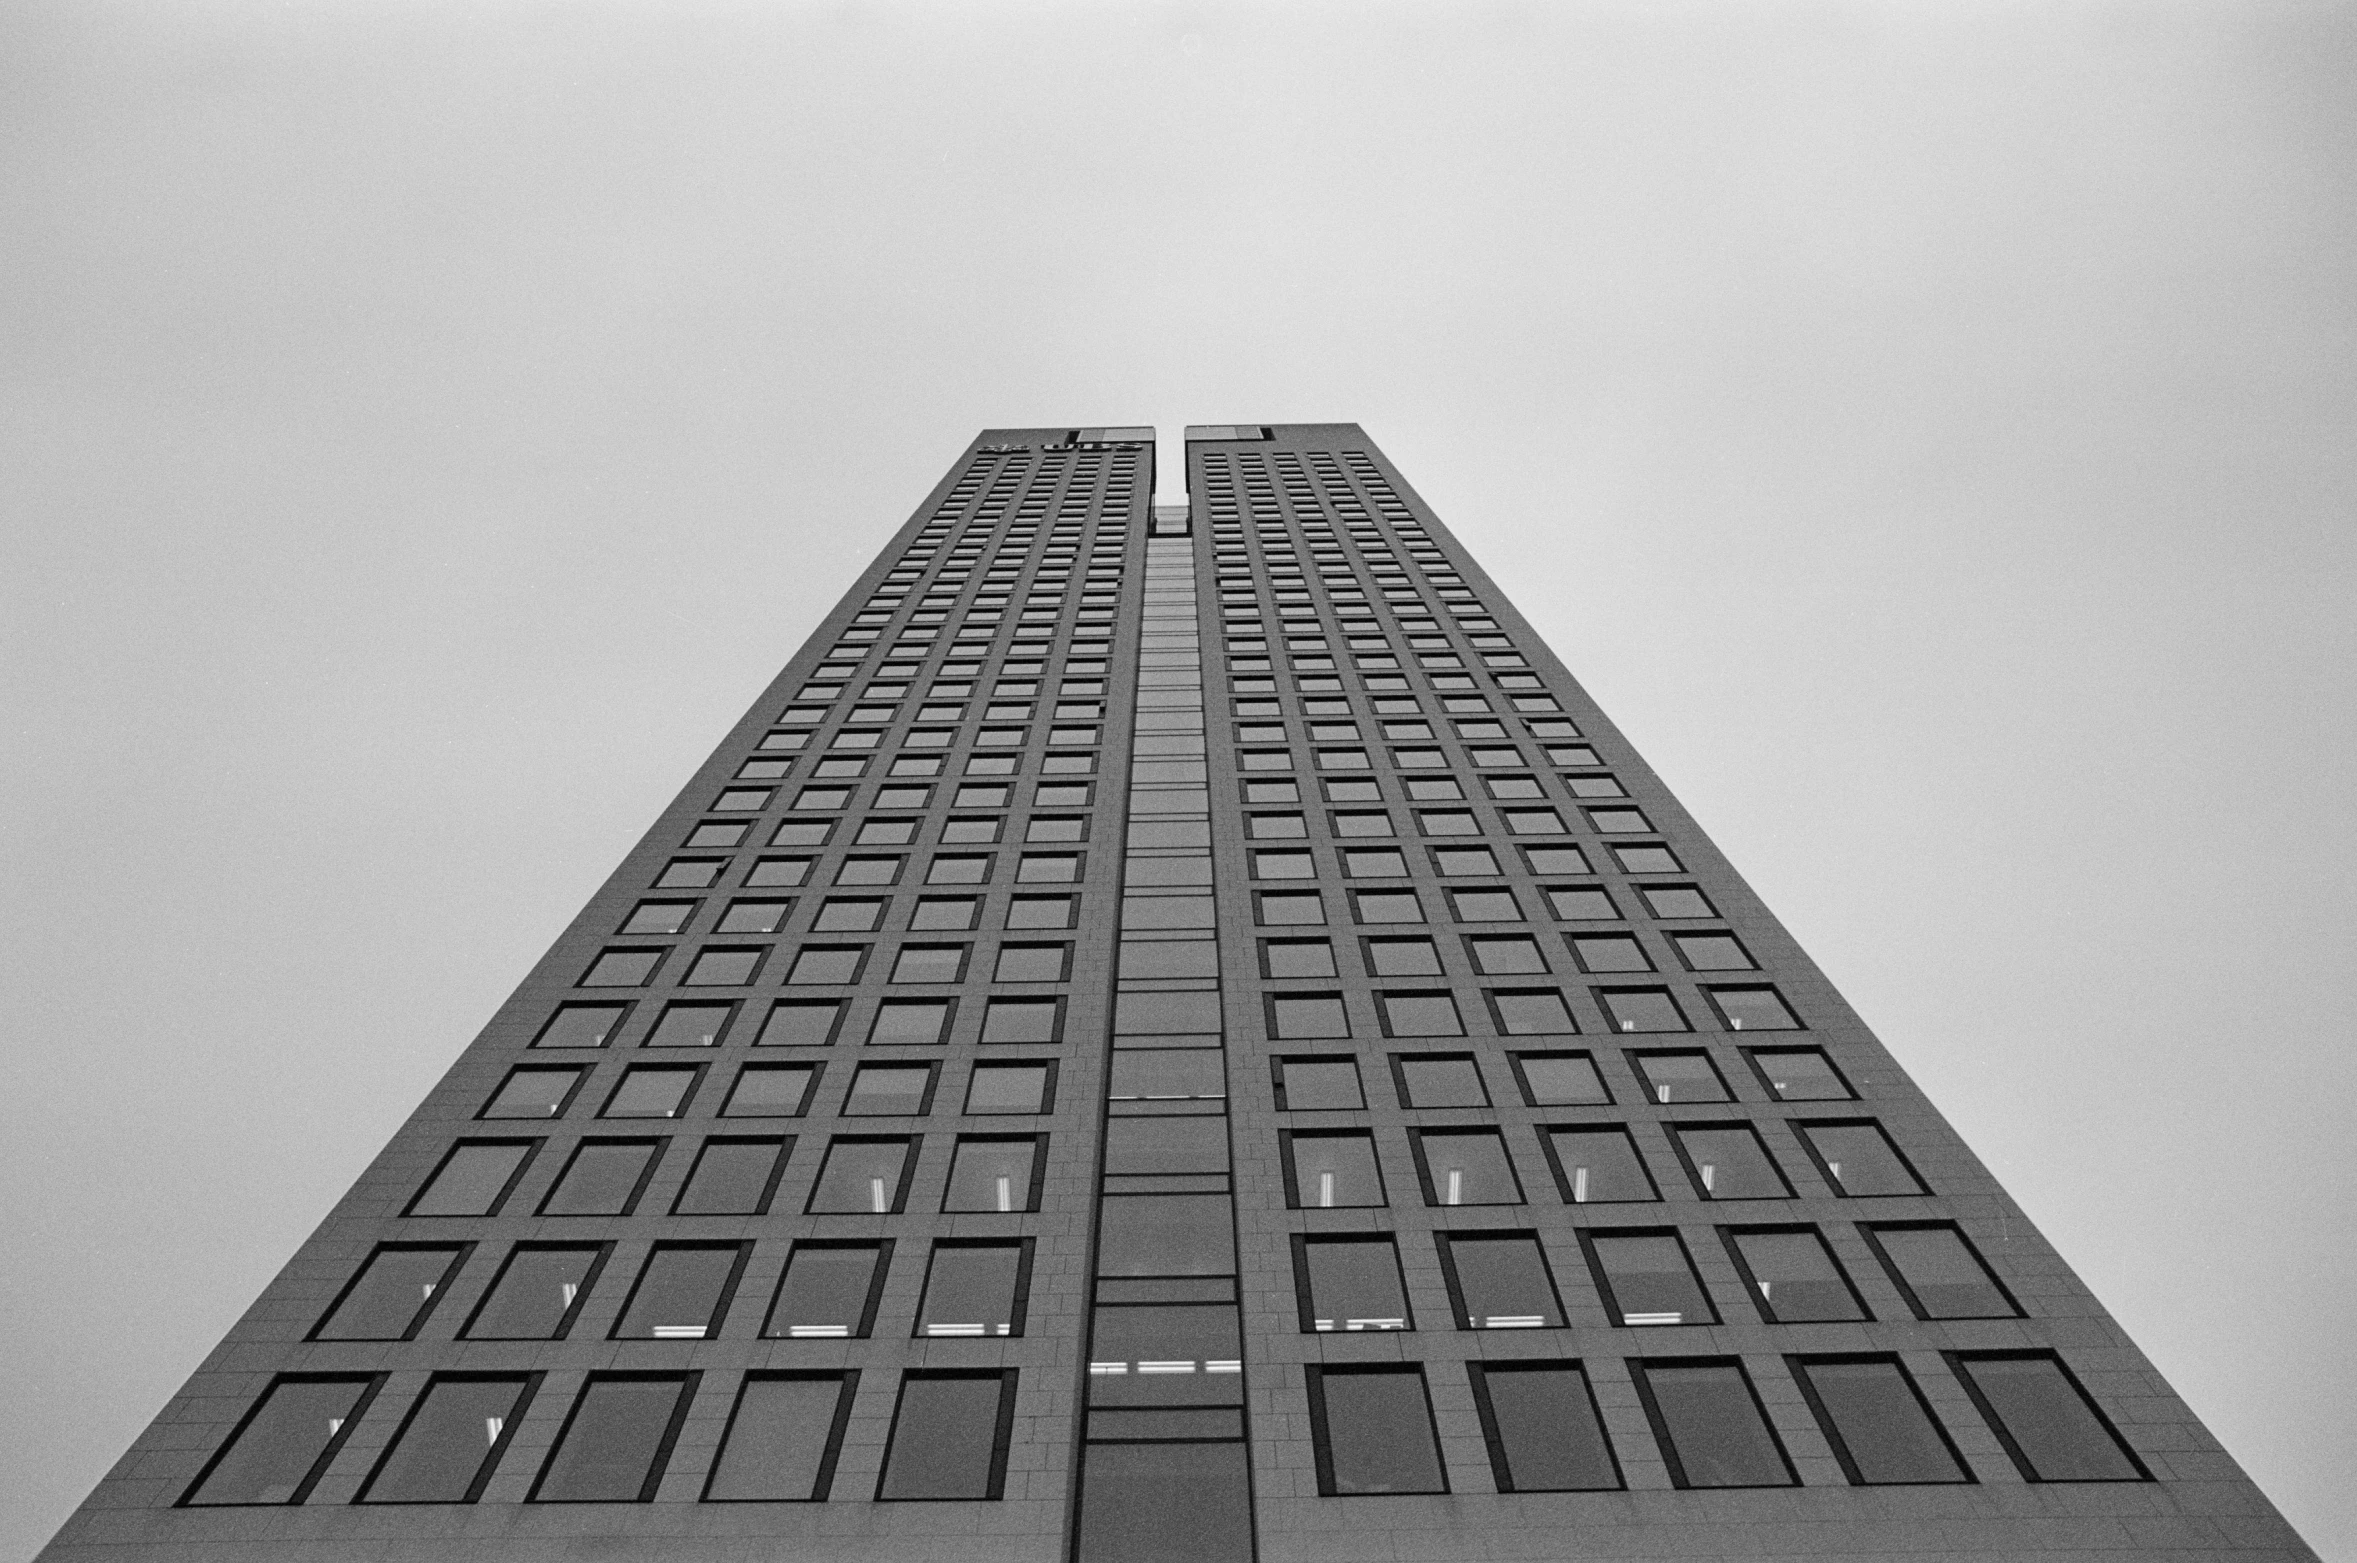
(1247, 812, 1306, 840)
(1007, 894, 1077, 929)
(764, 1241, 891, 1338)
(181, 1375, 380, 1506)
(1568, 933, 1652, 973)
(1744, 1046, 1854, 1100)
(1511, 1051, 1609, 1105)
(1352, 889, 1425, 924)
(814, 898, 885, 932)
(1305, 1368, 1447, 1495)
(808, 1137, 915, 1213)
(529, 1374, 697, 1502)
(1285, 1131, 1385, 1207)
(1723, 1228, 1867, 1322)
(980, 996, 1061, 1043)
(1597, 987, 1688, 1033)
(1789, 1357, 1970, 1485)
(1706, 986, 1803, 1032)
(1110, 1050, 1224, 1105)
(311, 1245, 468, 1341)
(406, 1140, 537, 1217)
(621, 900, 694, 935)
(749, 1001, 838, 1050)
(461, 1245, 606, 1339)
(1544, 1126, 1658, 1203)
(1018, 852, 1081, 882)
(1488, 987, 1579, 1035)
(1584, 807, 1651, 834)
(1672, 932, 1755, 971)
(580, 948, 662, 987)
(1583, 1230, 1715, 1325)
(704, 1374, 857, 1502)
(1632, 1361, 1796, 1488)
(787, 945, 867, 984)
(926, 854, 992, 884)
(1865, 1224, 2020, 1318)
(1095, 1194, 1235, 1281)
(1252, 849, 1314, 880)
(1440, 1232, 1564, 1329)
(943, 1136, 1042, 1211)
(901, 896, 975, 930)
(1260, 938, 1337, 978)
(993, 942, 1070, 981)
(685, 822, 748, 849)
(1432, 846, 1501, 875)
(1468, 1363, 1620, 1491)
(942, 817, 1003, 844)
(1412, 1128, 1522, 1205)
(1544, 886, 1619, 920)
(657, 859, 724, 889)
(1294, 1236, 1411, 1331)
(1269, 993, 1349, 1038)
(769, 821, 832, 848)
(1274, 1056, 1363, 1110)
(1612, 843, 1683, 874)
(1362, 936, 1441, 976)
(539, 1139, 662, 1216)
(1630, 1051, 1732, 1104)
(1342, 847, 1409, 877)
(481, 1066, 585, 1120)
(917, 1241, 1032, 1336)
(532, 1003, 625, 1049)
(673, 1138, 790, 1215)
(870, 998, 954, 1045)
(1380, 990, 1464, 1036)
(356, 1373, 536, 1504)
(645, 1001, 734, 1048)
(1503, 808, 1568, 835)
(845, 1062, 937, 1116)
(613, 1243, 747, 1339)
(1949, 1353, 2148, 1481)
(721, 1062, 817, 1117)
(600, 1064, 701, 1119)
(1466, 935, 1547, 975)
(1256, 890, 1326, 925)
(1671, 1124, 1792, 1200)
(1334, 810, 1395, 837)
(1392, 1052, 1487, 1107)
(1796, 1121, 1927, 1196)
(1405, 776, 1463, 800)
(877, 1372, 1017, 1500)
(892, 944, 968, 983)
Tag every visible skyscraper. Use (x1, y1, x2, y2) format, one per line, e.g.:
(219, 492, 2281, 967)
(40, 424, 2313, 1562)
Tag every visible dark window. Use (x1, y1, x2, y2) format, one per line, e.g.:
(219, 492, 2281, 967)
(943, 1136, 1043, 1212)
(704, 1373, 857, 1502)
(1269, 993, 1350, 1038)
(540, 1139, 662, 1216)
(1275, 1056, 1363, 1110)
(1468, 1363, 1621, 1492)
(645, 1001, 734, 1049)
(1294, 1236, 1412, 1332)
(720, 1062, 817, 1117)
(1584, 1230, 1716, 1325)
(1261, 938, 1338, 978)
(407, 1140, 537, 1217)
(1392, 1053, 1487, 1107)
(461, 1244, 606, 1339)
(756, 998, 843, 1046)
(683, 946, 765, 986)
(1790, 1357, 1970, 1485)
(980, 996, 1061, 1043)
(1568, 934, 1652, 973)
(356, 1374, 537, 1504)
(1866, 1225, 2020, 1319)
(1723, 1228, 1867, 1322)
(1488, 987, 1580, 1035)
(1075, 1445, 1253, 1563)
(1440, 1232, 1564, 1330)
(672, 1138, 789, 1215)
(312, 1245, 468, 1341)
(1380, 990, 1464, 1036)
(1285, 1131, 1386, 1208)
(966, 1060, 1055, 1114)
(1671, 1124, 1792, 1200)
(1706, 986, 1803, 1032)
(1511, 1051, 1610, 1105)
(763, 1242, 891, 1339)
(1597, 987, 1689, 1033)
(532, 1003, 625, 1049)
(1950, 1353, 2149, 1482)
(808, 1137, 915, 1214)
(871, 998, 955, 1045)
(1744, 1046, 1854, 1100)
(1306, 1368, 1447, 1495)
(844, 1062, 937, 1116)
(1543, 1126, 1658, 1204)
(1630, 1051, 1732, 1104)
(600, 1064, 701, 1119)
(1633, 1360, 1796, 1488)
(613, 1244, 748, 1340)
(529, 1373, 698, 1502)
(1796, 1120, 1926, 1196)
(917, 1241, 1033, 1337)
(877, 1372, 1016, 1500)
(181, 1375, 379, 1506)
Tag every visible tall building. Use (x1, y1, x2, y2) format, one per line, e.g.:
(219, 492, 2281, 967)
(42, 424, 2312, 1563)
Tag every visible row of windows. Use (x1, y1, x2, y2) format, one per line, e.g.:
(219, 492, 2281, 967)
(619, 889, 1086, 939)
(1269, 1045, 1850, 1109)
(1254, 981, 1802, 1037)
(483, 1052, 1058, 1121)
(531, 980, 1081, 1050)
(183, 1348, 2147, 1509)
(579, 941, 1093, 992)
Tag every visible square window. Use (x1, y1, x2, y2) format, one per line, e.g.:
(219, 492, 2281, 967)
(808, 1137, 914, 1214)
(869, 999, 954, 1046)
(1285, 1131, 1386, 1207)
(835, 856, 903, 886)
(918, 1241, 1033, 1337)
(943, 1136, 1043, 1212)
(1412, 1128, 1521, 1204)
(966, 1061, 1055, 1115)
(1262, 938, 1338, 978)
(1018, 853, 1082, 883)
(1469, 934, 1548, 974)
(845, 1062, 938, 1116)
(1393, 1053, 1487, 1108)
(721, 1063, 817, 1117)
(1270, 993, 1350, 1038)
(757, 999, 843, 1047)
(1545, 886, 1618, 920)
(683, 946, 765, 986)
(622, 900, 696, 935)
(1584, 1230, 1715, 1325)
(1275, 1056, 1364, 1110)
(1670, 1124, 1793, 1199)
(1352, 890, 1425, 924)
(656, 859, 724, 889)
(877, 1372, 1018, 1500)
(1448, 888, 1522, 922)
(538, 1140, 661, 1217)
(1257, 890, 1326, 926)
(581, 948, 663, 988)
(1294, 1236, 1412, 1332)
(787, 945, 867, 985)
(1722, 1228, 1867, 1323)
(1631, 1051, 1732, 1103)
(761, 1243, 891, 1343)
(1640, 884, 1718, 918)
(1512, 1051, 1609, 1105)
(610, 1242, 748, 1340)
(1597, 987, 1687, 1032)
(1544, 1127, 1657, 1203)
(703, 1374, 856, 1502)
(534, 1003, 627, 1050)
(602, 1064, 701, 1119)
(747, 857, 812, 888)
(993, 942, 1070, 982)
(1380, 990, 1464, 1036)
(980, 996, 1061, 1044)
(645, 1001, 735, 1049)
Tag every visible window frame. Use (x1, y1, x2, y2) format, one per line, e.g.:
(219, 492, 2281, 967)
(525, 1370, 702, 1504)
(1943, 1350, 2152, 1483)
(403, 1138, 542, 1218)
(306, 1242, 474, 1342)
(701, 1370, 861, 1503)
(176, 1373, 385, 1508)
(762, 1238, 896, 1340)
(535, 1137, 668, 1217)
(1465, 1360, 1624, 1493)
(458, 1242, 613, 1340)
(352, 1371, 544, 1505)
(669, 1135, 794, 1216)
(874, 1369, 1020, 1502)
(1786, 1353, 1974, 1486)
(1628, 1357, 1798, 1490)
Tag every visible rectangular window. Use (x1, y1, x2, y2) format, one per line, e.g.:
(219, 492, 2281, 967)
(993, 941, 1071, 981)
(844, 1061, 938, 1116)
(1380, 990, 1464, 1036)
(704, 1373, 857, 1502)
(1269, 992, 1350, 1038)
(621, 899, 695, 935)
(892, 943, 969, 983)
(721, 1062, 817, 1117)
(1468, 1362, 1621, 1491)
(1352, 889, 1426, 923)
(1431, 846, 1501, 875)
(1632, 1360, 1796, 1489)
(980, 995, 1061, 1043)
(1274, 1055, 1363, 1110)
(645, 1001, 735, 1049)
(1259, 938, 1337, 978)
(1447, 888, 1521, 921)
(1284, 1130, 1386, 1208)
(1583, 1230, 1716, 1325)
(1597, 987, 1689, 1033)
(672, 1137, 790, 1215)
(1468, 934, 1549, 974)
(461, 1244, 607, 1339)
(787, 945, 868, 984)
(1543, 1126, 1658, 1204)
(1294, 1235, 1412, 1332)
(1008, 894, 1077, 928)
(1949, 1353, 2148, 1481)
(814, 898, 886, 932)
(539, 1138, 663, 1216)
(877, 1372, 1017, 1500)
(1391, 1053, 1487, 1107)
(871, 998, 955, 1045)
(1255, 890, 1326, 925)
(1362, 936, 1441, 977)
(581, 948, 663, 987)
(1706, 985, 1803, 1031)
(1671, 931, 1755, 971)
(916, 1240, 1033, 1337)
(1797, 1120, 1927, 1196)
(1568, 933, 1652, 973)
(1487, 987, 1579, 1035)
(1789, 1357, 1970, 1485)
(757, 998, 844, 1046)
(529, 1373, 699, 1502)
(480, 1066, 584, 1120)
(763, 1241, 892, 1339)
(612, 1243, 748, 1339)
(312, 1244, 469, 1341)
(406, 1140, 538, 1217)
(1439, 1232, 1564, 1330)
(1723, 1227, 1867, 1322)
(357, 1373, 538, 1504)
(1411, 1128, 1523, 1206)
(1865, 1224, 2020, 1319)
(600, 1064, 702, 1119)
(532, 1003, 626, 1049)
(181, 1375, 380, 1506)
(1511, 1050, 1610, 1105)
(683, 945, 766, 985)
(911, 896, 980, 930)
(943, 1136, 1043, 1212)
(1543, 886, 1619, 920)
(808, 1137, 916, 1213)
(1670, 1124, 1792, 1200)
(1744, 1046, 1854, 1100)
(1104, 1116, 1229, 1177)
(965, 1060, 1055, 1114)
(1630, 1050, 1732, 1104)
(1306, 1367, 1447, 1496)
(1095, 1194, 1236, 1281)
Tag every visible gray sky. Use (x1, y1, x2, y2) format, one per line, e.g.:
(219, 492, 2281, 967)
(4, 2, 2351, 1557)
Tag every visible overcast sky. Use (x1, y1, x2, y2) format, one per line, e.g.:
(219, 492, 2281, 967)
(4, 2, 2352, 1558)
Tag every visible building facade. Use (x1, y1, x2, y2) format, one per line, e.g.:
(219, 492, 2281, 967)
(41, 424, 2314, 1563)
